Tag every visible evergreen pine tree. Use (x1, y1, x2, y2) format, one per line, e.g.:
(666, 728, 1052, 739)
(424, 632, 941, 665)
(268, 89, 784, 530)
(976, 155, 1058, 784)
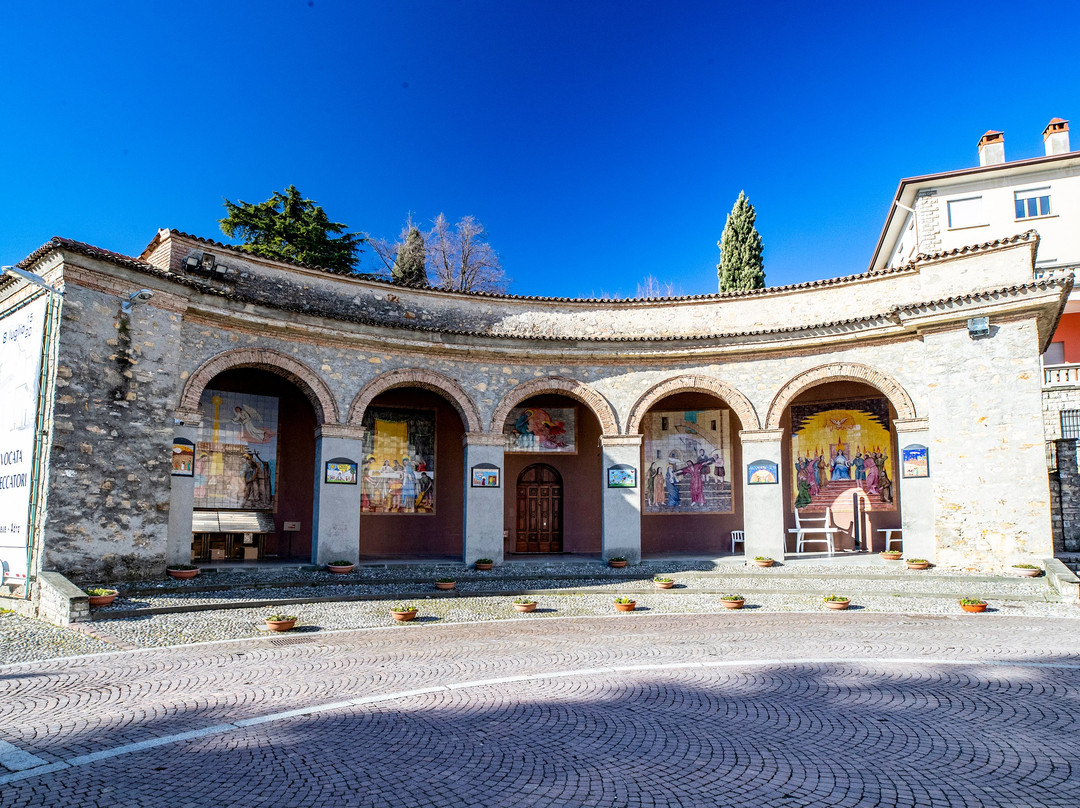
(717, 190, 765, 292)
(391, 226, 428, 286)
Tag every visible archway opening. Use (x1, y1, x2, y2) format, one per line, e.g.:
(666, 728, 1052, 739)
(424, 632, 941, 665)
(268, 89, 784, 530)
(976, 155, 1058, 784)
(357, 387, 465, 559)
(190, 368, 316, 563)
(782, 380, 901, 553)
(639, 391, 744, 556)
(502, 394, 602, 556)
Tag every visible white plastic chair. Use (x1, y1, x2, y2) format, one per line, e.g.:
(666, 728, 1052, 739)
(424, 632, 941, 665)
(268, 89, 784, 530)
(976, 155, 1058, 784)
(730, 530, 745, 553)
(788, 507, 838, 554)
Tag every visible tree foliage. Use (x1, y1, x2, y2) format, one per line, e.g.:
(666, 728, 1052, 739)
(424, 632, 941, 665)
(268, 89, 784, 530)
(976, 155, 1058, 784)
(426, 213, 507, 294)
(371, 216, 428, 287)
(717, 190, 765, 292)
(219, 185, 365, 274)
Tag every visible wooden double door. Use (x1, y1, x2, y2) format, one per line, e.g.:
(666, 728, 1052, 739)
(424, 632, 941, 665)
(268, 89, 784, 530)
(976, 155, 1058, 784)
(515, 464, 563, 553)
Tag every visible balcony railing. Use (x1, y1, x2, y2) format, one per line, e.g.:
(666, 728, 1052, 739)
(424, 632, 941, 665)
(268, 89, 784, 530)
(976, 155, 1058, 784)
(1044, 363, 1080, 385)
(1034, 264, 1079, 281)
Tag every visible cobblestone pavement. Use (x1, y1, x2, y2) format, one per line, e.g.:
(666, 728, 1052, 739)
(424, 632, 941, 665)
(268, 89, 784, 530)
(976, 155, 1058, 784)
(1, 613, 1079, 807)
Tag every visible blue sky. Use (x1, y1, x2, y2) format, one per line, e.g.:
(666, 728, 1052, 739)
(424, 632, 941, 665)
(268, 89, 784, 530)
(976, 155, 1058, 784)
(3, 1, 1078, 298)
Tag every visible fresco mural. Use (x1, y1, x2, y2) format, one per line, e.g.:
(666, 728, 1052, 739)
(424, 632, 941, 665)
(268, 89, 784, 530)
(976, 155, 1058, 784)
(643, 409, 732, 514)
(790, 398, 896, 512)
(360, 407, 435, 513)
(194, 390, 278, 509)
(503, 406, 576, 453)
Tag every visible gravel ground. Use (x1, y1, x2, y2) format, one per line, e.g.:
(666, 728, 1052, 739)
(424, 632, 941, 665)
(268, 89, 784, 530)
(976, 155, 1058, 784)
(3, 560, 1073, 666)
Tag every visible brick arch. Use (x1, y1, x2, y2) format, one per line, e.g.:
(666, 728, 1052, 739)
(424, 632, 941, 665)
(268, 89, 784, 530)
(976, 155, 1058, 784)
(179, 348, 340, 426)
(490, 377, 619, 435)
(626, 375, 760, 433)
(764, 362, 917, 429)
(348, 368, 482, 433)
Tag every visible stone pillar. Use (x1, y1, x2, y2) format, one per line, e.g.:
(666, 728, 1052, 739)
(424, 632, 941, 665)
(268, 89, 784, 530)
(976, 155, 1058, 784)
(166, 410, 201, 566)
(740, 429, 787, 560)
(1055, 438, 1080, 553)
(463, 433, 506, 565)
(312, 424, 365, 565)
(894, 418, 934, 561)
(601, 435, 642, 563)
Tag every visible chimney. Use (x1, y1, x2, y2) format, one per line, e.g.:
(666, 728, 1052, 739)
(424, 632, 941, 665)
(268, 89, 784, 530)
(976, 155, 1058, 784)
(1043, 118, 1070, 156)
(978, 130, 1005, 166)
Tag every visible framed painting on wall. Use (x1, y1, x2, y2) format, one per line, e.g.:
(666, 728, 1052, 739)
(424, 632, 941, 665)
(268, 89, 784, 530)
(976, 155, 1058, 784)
(360, 407, 436, 513)
(503, 406, 576, 453)
(643, 409, 732, 514)
(194, 390, 279, 509)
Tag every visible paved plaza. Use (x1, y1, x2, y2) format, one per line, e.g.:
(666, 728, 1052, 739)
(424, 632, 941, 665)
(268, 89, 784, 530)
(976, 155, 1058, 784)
(2, 610, 1079, 807)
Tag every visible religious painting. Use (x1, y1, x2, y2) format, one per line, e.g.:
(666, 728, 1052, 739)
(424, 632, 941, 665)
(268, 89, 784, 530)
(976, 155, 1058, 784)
(171, 438, 195, 477)
(194, 390, 278, 509)
(790, 398, 896, 512)
(360, 407, 435, 513)
(325, 458, 358, 485)
(902, 444, 929, 478)
(747, 459, 778, 485)
(471, 464, 500, 488)
(504, 406, 575, 453)
(643, 409, 732, 514)
(607, 464, 637, 488)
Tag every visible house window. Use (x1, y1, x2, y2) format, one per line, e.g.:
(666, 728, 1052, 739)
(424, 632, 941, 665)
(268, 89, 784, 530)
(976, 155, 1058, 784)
(947, 196, 984, 229)
(1044, 341, 1065, 365)
(1061, 410, 1080, 440)
(1015, 188, 1051, 219)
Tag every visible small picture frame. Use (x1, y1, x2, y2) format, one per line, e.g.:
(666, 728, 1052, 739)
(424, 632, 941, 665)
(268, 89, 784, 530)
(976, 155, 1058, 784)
(902, 444, 929, 478)
(747, 459, 779, 485)
(171, 438, 195, 477)
(325, 457, 358, 485)
(607, 464, 637, 488)
(471, 463, 500, 488)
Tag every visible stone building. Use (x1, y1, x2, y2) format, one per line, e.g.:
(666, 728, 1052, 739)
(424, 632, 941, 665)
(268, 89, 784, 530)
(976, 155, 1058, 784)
(0, 225, 1068, 604)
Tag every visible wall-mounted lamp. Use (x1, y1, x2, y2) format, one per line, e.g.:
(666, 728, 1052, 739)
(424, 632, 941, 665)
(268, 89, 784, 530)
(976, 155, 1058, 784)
(184, 255, 199, 272)
(967, 316, 990, 339)
(122, 289, 155, 314)
(1, 265, 64, 295)
(201, 253, 216, 272)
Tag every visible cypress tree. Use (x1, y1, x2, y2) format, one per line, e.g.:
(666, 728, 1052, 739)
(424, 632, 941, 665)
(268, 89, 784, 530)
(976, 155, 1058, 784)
(717, 190, 765, 292)
(392, 226, 428, 286)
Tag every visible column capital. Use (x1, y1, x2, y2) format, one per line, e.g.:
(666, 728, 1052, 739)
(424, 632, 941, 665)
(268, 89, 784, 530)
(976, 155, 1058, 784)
(601, 434, 643, 447)
(739, 428, 785, 444)
(894, 417, 929, 434)
(315, 424, 366, 440)
(463, 432, 506, 447)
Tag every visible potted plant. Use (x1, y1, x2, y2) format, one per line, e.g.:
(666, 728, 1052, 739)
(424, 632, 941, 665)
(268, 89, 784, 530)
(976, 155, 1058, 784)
(327, 560, 355, 574)
(434, 577, 456, 590)
(166, 564, 200, 580)
(824, 594, 851, 610)
(608, 557, 628, 569)
(264, 614, 297, 632)
(512, 597, 537, 613)
(906, 558, 930, 570)
(880, 550, 903, 561)
(653, 576, 675, 590)
(613, 596, 636, 612)
(475, 558, 494, 571)
(390, 604, 418, 622)
(1010, 563, 1041, 577)
(753, 556, 774, 568)
(959, 597, 987, 613)
(86, 587, 118, 607)
(720, 594, 745, 610)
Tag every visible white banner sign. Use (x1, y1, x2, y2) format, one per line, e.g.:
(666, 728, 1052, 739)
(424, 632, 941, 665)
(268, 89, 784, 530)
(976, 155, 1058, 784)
(0, 296, 47, 583)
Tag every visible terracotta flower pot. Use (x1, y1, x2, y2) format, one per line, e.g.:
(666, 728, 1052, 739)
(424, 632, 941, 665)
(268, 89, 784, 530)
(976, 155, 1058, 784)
(166, 567, 199, 580)
(906, 561, 930, 570)
(960, 601, 987, 613)
(753, 559, 774, 568)
(653, 580, 674, 590)
(391, 609, 417, 622)
(87, 590, 118, 608)
(264, 618, 296, 632)
(609, 560, 628, 569)
(720, 599, 745, 609)
(1011, 566, 1040, 577)
(475, 562, 493, 571)
(513, 602, 537, 613)
(880, 552, 902, 561)
(327, 564, 355, 574)
(434, 581, 456, 590)
(825, 599, 850, 610)
(614, 600, 636, 612)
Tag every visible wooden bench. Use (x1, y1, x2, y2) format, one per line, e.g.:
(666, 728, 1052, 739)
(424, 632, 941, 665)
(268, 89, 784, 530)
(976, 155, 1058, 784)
(788, 507, 839, 554)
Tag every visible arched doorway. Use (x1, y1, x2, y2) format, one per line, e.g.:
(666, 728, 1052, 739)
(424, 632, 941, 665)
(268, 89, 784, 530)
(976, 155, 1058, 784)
(515, 464, 563, 553)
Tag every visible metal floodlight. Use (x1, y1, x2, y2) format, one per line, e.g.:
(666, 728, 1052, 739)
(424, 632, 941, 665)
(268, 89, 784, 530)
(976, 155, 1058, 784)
(121, 289, 155, 313)
(201, 253, 216, 272)
(184, 255, 200, 272)
(967, 316, 990, 339)
(1, 265, 63, 295)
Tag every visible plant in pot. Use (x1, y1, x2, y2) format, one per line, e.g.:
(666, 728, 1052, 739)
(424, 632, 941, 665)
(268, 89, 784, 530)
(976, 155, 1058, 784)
(1010, 563, 1041, 577)
(608, 557, 628, 569)
(824, 594, 851, 610)
(475, 558, 494, 571)
(264, 613, 297, 632)
(390, 604, 418, 621)
(753, 556, 774, 568)
(166, 564, 200, 580)
(327, 560, 355, 574)
(880, 549, 903, 561)
(512, 597, 537, 613)
(720, 594, 745, 610)
(959, 597, 987, 613)
(613, 596, 636, 612)
(434, 577, 456, 590)
(86, 587, 119, 608)
(653, 576, 675, 590)
(906, 558, 930, 570)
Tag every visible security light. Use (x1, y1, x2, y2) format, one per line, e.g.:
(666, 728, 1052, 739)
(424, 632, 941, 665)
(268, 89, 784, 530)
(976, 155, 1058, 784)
(967, 317, 990, 339)
(122, 289, 155, 313)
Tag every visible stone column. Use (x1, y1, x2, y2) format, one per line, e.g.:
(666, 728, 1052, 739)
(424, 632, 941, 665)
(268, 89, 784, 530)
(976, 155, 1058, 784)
(166, 409, 201, 566)
(463, 432, 506, 565)
(740, 429, 787, 561)
(601, 435, 642, 563)
(1055, 438, 1080, 553)
(312, 424, 365, 565)
(894, 418, 934, 561)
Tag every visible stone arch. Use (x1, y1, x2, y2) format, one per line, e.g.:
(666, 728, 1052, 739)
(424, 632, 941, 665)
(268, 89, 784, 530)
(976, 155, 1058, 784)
(348, 368, 483, 434)
(179, 348, 340, 425)
(626, 375, 760, 434)
(764, 362, 917, 430)
(490, 376, 619, 436)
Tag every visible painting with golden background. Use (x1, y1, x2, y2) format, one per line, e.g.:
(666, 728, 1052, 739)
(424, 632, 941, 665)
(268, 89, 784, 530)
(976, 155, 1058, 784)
(360, 407, 436, 514)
